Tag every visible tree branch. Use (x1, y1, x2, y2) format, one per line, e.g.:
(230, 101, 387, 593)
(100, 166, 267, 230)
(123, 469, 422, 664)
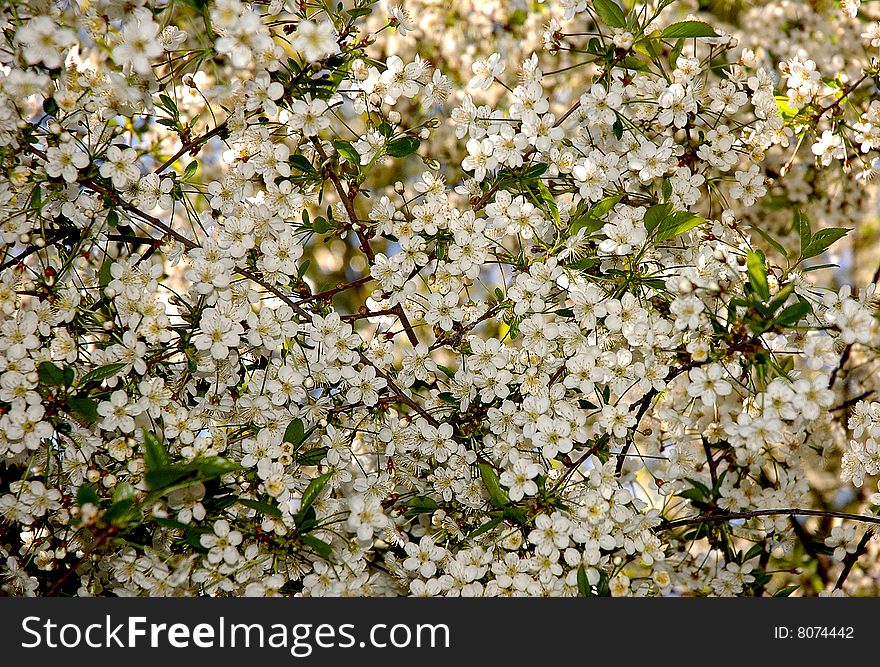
(659, 509, 880, 532)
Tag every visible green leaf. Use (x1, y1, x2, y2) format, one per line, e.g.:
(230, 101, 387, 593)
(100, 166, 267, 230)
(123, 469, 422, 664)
(522, 163, 549, 179)
(284, 418, 306, 446)
(801, 227, 850, 260)
(478, 463, 510, 508)
(193, 456, 241, 479)
(38, 361, 73, 387)
(297, 472, 332, 521)
(145, 465, 192, 491)
(436, 364, 456, 378)
(677, 488, 708, 503)
(577, 564, 592, 597)
(643, 203, 672, 233)
(537, 180, 561, 226)
(794, 210, 811, 254)
(404, 495, 440, 517)
(312, 217, 330, 234)
(685, 477, 712, 499)
(347, 7, 373, 18)
(103, 498, 140, 528)
(746, 251, 770, 301)
(774, 584, 800, 597)
(589, 194, 624, 218)
(385, 137, 421, 158)
(741, 543, 765, 563)
(289, 154, 316, 173)
(76, 484, 101, 507)
(297, 446, 328, 466)
(775, 300, 811, 326)
(751, 225, 789, 260)
(79, 362, 127, 385)
(333, 140, 359, 165)
(592, 0, 626, 28)
(661, 20, 718, 39)
(66, 397, 98, 424)
(182, 160, 199, 181)
(238, 498, 283, 518)
(654, 211, 705, 242)
(99, 258, 113, 290)
(300, 534, 332, 558)
(569, 214, 604, 236)
(467, 516, 502, 540)
(158, 94, 178, 116)
(112, 481, 136, 504)
(143, 430, 169, 470)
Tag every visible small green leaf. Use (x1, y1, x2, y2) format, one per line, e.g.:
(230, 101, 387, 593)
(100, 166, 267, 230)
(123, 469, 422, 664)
(569, 215, 604, 236)
(577, 564, 592, 597)
(66, 397, 98, 424)
(284, 419, 306, 446)
(182, 160, 199, 180)
(661, 20, 718, 39)
(143, 430, 169, 470)
(592, 0, 627, 28)
(297, 446, 328, 466)
(347, 7, 373, 18)
(312, 217, 330, 234)
(774, 584, 800, 597)
(79, 362, 127, 385)
(801, 227, 849, 260)
(145, 465, 192, 491)
(794, 210, 811, 253)
(537, 180, 560, 226)
(467, 516, 502, 540)
(643, 203, 672, 233)
(300, 534, 332, 558)
(741, 543, 765, 563)
(386, 137, 421, 158)
(38, 362, 73, 387)
(752, 225, 789, 260)
(478, 463, 510, 508)
(238, 498, 283, 518)
(103, 498, 140, 528)
(746, 251, 770, 301)
(654, 211, 705, 242)
(333, 140, 360, 165)
(76, 484, 101, 507)
(589, 194, 624, 218)
(775, 300, 811, 326)
(194, 456, 241, 479)
(289, 154, 316, 173)
(112, 481, 136, 504)
(404, 496, 440, 518)
(522, 163, 549, 179)
(297, 472, 332, 521)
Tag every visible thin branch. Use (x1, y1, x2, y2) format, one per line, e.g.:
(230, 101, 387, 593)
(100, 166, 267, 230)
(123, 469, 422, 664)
(359, 353, 439, 426)
(658, 509, 880, 532)
(154, 122, 229, 175)
(834, 530, 873, 590)
(295, 275, 373, 305)
(829, 259, 880, 388)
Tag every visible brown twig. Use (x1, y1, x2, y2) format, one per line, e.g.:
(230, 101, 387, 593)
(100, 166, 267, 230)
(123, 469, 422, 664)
(45, 527, 116, 596)
(834, 530, 873, 590)
(658, 509, 880, 532)
(295, 275, 374, 305)
(359, 353, 439, 426)
(154, 122, 229, 175)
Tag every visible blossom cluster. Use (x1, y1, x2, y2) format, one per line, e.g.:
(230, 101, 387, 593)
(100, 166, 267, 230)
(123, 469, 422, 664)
(1, 0, 880, 598)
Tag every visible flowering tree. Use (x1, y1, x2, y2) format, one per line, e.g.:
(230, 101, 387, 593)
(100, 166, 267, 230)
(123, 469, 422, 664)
(3, 0, 880, 597)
